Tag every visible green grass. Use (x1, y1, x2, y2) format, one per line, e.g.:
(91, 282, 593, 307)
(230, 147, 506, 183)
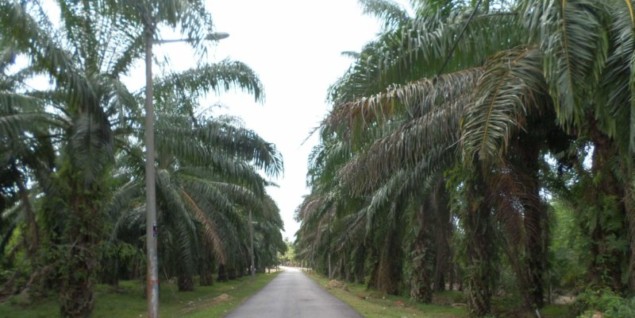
(306, 272, 467, 318)
(0, 272, 279, 318)
(306, 271, 571, 318)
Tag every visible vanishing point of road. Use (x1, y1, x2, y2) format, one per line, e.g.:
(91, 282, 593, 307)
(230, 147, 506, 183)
(225, 267, 363, 318)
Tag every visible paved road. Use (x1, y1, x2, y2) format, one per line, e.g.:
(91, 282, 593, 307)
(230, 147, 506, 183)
(225, 267, 363, 318)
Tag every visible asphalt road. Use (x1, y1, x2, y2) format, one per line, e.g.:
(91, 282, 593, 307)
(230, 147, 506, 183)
(224, 267, 363, 318)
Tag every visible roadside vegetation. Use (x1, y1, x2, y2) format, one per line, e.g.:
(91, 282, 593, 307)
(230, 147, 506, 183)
(294, 0, 635, 317)
(308, 269, 572, 317)
(0, 272, 279, 317)
(0, 1, 285, 317)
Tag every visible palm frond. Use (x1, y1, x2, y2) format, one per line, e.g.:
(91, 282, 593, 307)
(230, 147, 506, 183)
(337, 90, 466, 193)
(600, 1, 635, 153)
(328, 10, 522, 103)
(153, 60, 264, 110)
(156, 169, 198, 272)
(180, 190, 226, 264)
(0, 93, 48, 139)
(461, 47, 547, 164)
(326, 67, 482, 136)
(526, 0, 610, 129)
(359, 0, 411, 29)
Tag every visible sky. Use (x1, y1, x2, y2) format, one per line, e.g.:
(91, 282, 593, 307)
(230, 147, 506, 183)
(29, 0, 396, 241)
(20, 0, 590, 247)
(179, 0, 388, 240)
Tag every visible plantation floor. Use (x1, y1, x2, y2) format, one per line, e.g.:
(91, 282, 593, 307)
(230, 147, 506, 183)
(305, 270, 571, 318)
(0, 271, 279, 317)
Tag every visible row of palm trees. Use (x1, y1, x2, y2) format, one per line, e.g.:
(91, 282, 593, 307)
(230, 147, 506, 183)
(295, 0, 635, 316)
(0, 1, 286, 317)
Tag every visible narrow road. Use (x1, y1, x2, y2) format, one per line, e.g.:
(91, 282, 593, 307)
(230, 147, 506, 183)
(225, 267, 363, 318)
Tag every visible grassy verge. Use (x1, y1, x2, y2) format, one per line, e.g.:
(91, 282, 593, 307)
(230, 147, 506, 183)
(306, 271, 570, 318)
(306, 271, 467, 318)
(0, 271, 279, 318)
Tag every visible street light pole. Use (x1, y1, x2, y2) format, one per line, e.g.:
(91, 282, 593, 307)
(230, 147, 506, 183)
(249, 210, 255, 277)
(144, 29, 229, 318)
(144, 24, 159, 318)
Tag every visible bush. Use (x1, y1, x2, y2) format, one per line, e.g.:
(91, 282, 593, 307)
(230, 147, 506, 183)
(573, 289, 635, 318)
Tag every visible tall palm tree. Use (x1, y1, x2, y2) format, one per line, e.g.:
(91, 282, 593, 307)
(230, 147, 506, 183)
(0, 0, 271, 315)
(109, 110, 283, 291)
(0, 2, 142, 315)
(301, 0, 635, 316)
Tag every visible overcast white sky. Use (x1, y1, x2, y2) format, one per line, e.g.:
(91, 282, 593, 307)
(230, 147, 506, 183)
(195, 0, 391, 240)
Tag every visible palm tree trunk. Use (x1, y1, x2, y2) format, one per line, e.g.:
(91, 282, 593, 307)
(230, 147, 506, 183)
(199, 248, 214, 286)
(16, 177, 39, 258)
(587, 132, 626, 290)
(177, 273, 194, 291)
(410, 204, 434, 302)
(515, 137, 548, 310)
(465, 173, 495, 317)
(626, 171, 635, 291)
(59, 191, 102, 318)
(523, 201, 547, 309)
(353, 245, 366, 284)
(433, 178, 451, 293)
(376, 239, 400, 294)
(376, 217, 403, 295)
(328, 253, 333, 279)
(227, 265, 237, 280)
(367, 247, 380, 290)
(217, 263, 228, 282)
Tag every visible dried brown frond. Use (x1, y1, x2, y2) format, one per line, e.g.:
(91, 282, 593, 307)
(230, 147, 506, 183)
(180, 190, 226, 264)
(325, 67, 484, 137)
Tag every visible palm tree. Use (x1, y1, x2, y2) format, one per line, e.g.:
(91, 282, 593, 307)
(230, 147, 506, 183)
(300, 0, 635, 316)
(0, 0, 272, 315)
(108, 110, 283, 291)
(0, 2, 142, 315)
(0, 41, 52, 262)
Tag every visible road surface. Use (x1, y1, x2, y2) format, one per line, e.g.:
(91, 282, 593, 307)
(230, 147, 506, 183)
(225, 267, 363, 318)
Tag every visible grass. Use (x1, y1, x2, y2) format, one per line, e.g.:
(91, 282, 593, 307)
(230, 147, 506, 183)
(305, 271, 572, 318)
(0, 271, 279, 318)
(306, 271, 467, 318)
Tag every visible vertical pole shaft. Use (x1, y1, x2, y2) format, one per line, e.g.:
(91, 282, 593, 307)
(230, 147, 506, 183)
(249, 210, 255, 277)
(145, 24, 159, 318)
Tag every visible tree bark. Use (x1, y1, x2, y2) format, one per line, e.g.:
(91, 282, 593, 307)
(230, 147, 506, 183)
(199, 252, 214, 286)
(217, 263, 228, 282)
(626, 170, 635, 291)
(410, 204, 434, 303)
(433, 178, 451, 292)
(353, 245, 366, 284)
(177, 273, 194, 292)
(514, 135, 548, 310)
(465, 173, 494, 317)
(376, 206, 403, 295)
(59, 193, 101, 318)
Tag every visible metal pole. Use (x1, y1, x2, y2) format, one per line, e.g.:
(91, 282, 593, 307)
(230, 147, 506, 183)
(144, 24, 159, 318)
(249, 210, 255, 277)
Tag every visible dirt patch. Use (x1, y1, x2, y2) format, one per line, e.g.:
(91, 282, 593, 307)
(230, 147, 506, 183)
(181, 293, 233, 314)
(552, 295, 576, 305)
(326, 280, 346, 289)
(212, 293, 231, 303)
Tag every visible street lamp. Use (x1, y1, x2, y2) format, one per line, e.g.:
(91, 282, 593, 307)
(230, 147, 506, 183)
(157, 32, 229, 44)
(145, 30, 228, 318)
